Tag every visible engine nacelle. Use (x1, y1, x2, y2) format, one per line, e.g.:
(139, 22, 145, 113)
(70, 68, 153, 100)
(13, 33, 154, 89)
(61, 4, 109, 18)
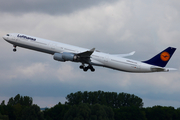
(53, 52, 78, 62)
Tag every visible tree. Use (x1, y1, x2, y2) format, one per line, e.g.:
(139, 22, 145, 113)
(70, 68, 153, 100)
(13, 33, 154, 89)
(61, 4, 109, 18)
(1, 100, 5, 106)
(22, 96, 33, 106)
(3, 94, 33, 120)
(65, 91, 143, 108)
(3, 105, 15, 120)
(0, 113, 9, 120)
(64, 103, 114, 120)
(91, 104, 114, 120)
(21, 104, 44, 120)
(13, 103, 23, 120)
(114, 106, 146, 120)
(7, 94, 33, 106)
(144, 106, 180, 120)
(7, 97, 14, 106)
(14, 94, 21, 105)
(44, 102, 70, 120)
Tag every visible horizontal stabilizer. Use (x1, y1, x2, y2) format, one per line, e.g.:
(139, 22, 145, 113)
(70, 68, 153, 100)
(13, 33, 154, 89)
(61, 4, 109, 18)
(165, 68, 177, 71)
(150, 66, 165, 72)
(150, 66, 177, 72)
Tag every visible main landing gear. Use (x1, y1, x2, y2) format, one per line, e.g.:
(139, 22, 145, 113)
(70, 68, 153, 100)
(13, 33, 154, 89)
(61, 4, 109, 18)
(79, 64, 95, 72)
(13, 45, 17, 52)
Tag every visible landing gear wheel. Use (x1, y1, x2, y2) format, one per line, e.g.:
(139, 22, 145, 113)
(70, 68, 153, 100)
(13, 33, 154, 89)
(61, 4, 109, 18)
(80, 64, 95, 72)
(90, 68, 95, 72)
(89, 66, 95, 72)
(79, 65, 84, 69)
(83, 67, 88, 72)
(13, 48, 17, 52)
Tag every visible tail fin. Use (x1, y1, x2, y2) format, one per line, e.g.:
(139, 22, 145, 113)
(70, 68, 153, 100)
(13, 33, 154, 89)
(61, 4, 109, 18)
(143, 47, 176, 67)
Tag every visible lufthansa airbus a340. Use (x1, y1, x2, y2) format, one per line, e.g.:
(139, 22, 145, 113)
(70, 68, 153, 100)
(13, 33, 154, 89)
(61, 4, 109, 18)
(3, 33, 176, 73)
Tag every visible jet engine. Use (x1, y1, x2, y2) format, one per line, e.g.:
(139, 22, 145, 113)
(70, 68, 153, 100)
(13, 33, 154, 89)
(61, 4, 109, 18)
(53, 52, 79, 62)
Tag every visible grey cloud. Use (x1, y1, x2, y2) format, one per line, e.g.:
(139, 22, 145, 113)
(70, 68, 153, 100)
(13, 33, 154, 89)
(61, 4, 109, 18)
(0, 0, 117, 15)
(0, 78, 71, 97)
(1, 0, 180, 108)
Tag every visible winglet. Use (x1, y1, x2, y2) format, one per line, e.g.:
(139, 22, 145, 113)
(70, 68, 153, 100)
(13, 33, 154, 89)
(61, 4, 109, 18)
(90, 48, 95, 52)
(129, 51, 135, 56)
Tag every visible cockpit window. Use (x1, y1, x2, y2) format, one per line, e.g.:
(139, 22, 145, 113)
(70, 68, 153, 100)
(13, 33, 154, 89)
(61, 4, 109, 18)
(6, 34, 10, 36)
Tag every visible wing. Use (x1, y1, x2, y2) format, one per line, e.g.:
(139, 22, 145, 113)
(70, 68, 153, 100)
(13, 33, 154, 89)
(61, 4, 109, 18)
(112, 51, 135, 57)
(77, 48, 95, 57)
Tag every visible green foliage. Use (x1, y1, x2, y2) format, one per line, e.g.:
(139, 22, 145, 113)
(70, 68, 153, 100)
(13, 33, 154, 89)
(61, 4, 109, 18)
(114, 106, 147, 120)
(64, 103, 114, 120)
(0, 94, 42, 120)
(1, 92, 180, 120)
(0, 113, 9, 120)
(65, 91, 143, 108)
(144, 106, 180, 120)
(7, 94, 33, 106)
(13, 103, 23, 120)
(44, 102, 70, 120)
(0, 104, 14, 120)
(21, 104, 44, 120)
(0, 100, 5, 106)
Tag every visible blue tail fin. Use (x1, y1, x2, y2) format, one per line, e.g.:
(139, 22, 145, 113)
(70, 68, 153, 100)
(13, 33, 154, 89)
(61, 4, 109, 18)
(143, 47, 176, 67)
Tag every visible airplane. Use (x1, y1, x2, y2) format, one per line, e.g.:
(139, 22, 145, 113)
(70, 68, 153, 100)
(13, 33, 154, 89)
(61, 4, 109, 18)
(3, 33, 177, 73)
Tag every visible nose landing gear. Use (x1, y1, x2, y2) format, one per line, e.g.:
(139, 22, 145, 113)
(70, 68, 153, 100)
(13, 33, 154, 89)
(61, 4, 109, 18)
(13, 45, 17, 52)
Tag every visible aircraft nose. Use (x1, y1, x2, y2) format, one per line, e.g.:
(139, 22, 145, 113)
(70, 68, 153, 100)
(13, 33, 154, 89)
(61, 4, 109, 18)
(3, 35, 6, 40)
(3, 34, 9, 40)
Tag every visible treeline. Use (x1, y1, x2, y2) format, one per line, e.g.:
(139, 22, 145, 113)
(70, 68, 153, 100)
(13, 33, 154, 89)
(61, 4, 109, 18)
(0, 91, 180, 120)
(65, 91, 143, 108)
(0, 94, 43, 120)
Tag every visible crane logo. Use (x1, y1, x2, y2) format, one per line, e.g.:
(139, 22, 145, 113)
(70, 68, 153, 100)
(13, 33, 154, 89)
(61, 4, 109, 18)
(160, 52, 170, 61)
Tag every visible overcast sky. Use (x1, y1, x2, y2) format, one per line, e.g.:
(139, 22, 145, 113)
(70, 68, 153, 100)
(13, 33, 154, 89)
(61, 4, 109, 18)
(0, 0, 180, 108)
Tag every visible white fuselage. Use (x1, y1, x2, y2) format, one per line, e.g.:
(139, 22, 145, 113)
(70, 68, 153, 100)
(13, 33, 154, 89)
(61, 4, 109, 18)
(3, 33, 168, 73)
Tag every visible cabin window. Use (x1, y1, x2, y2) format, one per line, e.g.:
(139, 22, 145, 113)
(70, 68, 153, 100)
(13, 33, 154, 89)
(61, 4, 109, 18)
(6, 34, 9, 36)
